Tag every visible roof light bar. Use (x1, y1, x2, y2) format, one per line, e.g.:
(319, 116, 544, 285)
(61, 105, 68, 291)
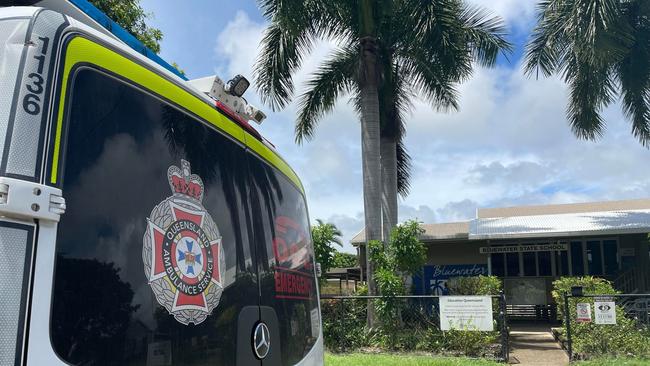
(68, 0, 187, 80)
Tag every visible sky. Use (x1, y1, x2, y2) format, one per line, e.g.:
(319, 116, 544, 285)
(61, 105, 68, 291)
(140, 1, 650, 253)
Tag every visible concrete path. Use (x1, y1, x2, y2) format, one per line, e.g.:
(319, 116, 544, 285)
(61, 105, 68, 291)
(508, 324, 569, 366)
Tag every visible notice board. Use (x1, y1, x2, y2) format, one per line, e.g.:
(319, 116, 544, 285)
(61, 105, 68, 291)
(439, 296, 494, 331)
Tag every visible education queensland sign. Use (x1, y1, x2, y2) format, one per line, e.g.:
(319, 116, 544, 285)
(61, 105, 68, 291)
(439, 296, 494, 331)
(479, 243, 568, 254)
(412, 264, 488, 295)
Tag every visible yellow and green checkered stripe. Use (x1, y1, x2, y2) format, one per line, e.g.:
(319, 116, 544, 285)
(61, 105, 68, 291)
(51, 36, 303, 192)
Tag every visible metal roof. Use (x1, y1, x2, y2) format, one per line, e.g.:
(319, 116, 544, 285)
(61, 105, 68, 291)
(477, 198, 650, 218)
(351, 198, 650, 244)
(470, 209, 650, 239)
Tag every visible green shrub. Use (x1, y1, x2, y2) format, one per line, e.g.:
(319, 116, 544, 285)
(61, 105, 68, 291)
(447, 275, 502, 296)
(552, 277, 650, 359)
(321, 295, 368, 352)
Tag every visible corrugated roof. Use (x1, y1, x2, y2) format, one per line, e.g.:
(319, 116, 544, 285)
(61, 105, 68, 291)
(350, 198, 650, 244)
(478, 198, 650, 218)
(470, 209, 650, 239)
(350, 221, 469, 244)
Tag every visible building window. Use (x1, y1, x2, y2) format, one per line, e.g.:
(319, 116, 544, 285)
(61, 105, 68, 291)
(523, 252, 536, 276)
(587, 240, 603, 275)
(506, 253, 520, 277)
(538, 251, 552, 276)
(491, 253, 505, 276)
(571, 241, 585, 276)
(555, 250, 569, 276)
(603, 240, 618, 275)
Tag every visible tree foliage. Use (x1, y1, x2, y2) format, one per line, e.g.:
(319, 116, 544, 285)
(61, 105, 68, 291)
(255, 0, 511, 195)
(525, 0, 650, 146)
(89, 0, 163, 53)
(311, 219, 343, 276)
(331, 251, 358, 268)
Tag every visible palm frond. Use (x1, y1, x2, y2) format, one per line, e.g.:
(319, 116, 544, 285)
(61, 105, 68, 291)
(564, 55, 617, 140)
(617, 5, 650, 147)
(460, 4, 512, 67)
(254, 23, 314, 111)
(295, 45, 358, 143)
(399, 50, 459, 112)
(524, 1, 566, 77)
(396, 136, 412, 197)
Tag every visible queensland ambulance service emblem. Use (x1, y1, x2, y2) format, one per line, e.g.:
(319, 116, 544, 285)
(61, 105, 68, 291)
(143, 160, 225, 325)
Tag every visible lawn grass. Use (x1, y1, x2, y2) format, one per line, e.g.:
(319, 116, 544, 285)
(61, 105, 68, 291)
(325, 353, 501, 366)
(575, 359, 650, 366)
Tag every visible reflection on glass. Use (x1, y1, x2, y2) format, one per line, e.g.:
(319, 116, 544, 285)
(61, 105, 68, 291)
(249, 156, 320, 365)
(51, 69, 257, 365)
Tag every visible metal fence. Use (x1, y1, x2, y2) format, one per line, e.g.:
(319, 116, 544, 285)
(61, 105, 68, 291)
(562, 292, 650, 360)
(320, 294, 509, 362)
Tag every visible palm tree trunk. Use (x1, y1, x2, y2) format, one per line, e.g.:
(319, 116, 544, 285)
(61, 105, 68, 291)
(381, 137, 398, 242)
(359, 0, 381, 328)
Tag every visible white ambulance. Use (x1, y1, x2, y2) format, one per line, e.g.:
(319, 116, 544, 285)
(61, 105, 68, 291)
(0, 1, 323, 365)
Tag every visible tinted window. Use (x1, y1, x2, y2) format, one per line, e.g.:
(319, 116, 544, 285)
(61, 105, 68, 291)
(603, 240, 618, 275)
(249, 156, 319, 365)
(587, 240, 603, 275)
(491, 253, 505, 277)
(555, 250, 569, 276)
(538, 251, 552, 276)
(571, 241, 584, 276)
(506, 253, 519, 277)
(51, 69, 258, 365)
(523, 252, 536, 276)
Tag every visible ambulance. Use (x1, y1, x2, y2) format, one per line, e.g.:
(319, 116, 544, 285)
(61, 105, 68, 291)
(0, 1, 323, 365)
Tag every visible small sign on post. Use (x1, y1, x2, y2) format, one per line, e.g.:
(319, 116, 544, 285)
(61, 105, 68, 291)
(576, 303, 592, 323)
(594, 299, 616, 325)
(439, 296, 494, 331)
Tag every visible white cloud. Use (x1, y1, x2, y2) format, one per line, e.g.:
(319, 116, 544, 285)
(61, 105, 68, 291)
(466, 0, 537, 33)
(212, 9, 650, 254)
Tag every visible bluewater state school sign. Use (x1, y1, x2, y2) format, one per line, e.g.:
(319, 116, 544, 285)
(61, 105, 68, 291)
(413, 264, 488, 295)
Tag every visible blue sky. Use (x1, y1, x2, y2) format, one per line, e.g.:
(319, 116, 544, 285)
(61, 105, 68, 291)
(140, 1, 650, 252)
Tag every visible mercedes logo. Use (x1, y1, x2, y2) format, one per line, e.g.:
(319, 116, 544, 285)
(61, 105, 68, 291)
(252, 322, 270, 359)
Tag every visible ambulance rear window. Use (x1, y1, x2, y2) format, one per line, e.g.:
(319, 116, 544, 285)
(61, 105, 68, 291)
(50, 68, 258, 366)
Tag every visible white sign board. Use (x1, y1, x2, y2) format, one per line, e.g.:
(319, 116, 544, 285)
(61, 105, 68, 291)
(576, 303, 592, 323)
(594, 300, 616, 325)
(440, 296, 493, 331)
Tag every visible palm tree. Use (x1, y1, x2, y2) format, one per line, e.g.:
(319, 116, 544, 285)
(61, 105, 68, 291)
(255, 0, 510, 325)
(525, 0, 650, 145)
(311, 219, 344, 276)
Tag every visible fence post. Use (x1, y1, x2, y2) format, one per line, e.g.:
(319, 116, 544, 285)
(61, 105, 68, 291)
(563, 292, 572, 361)
(499, 291, 509, 362)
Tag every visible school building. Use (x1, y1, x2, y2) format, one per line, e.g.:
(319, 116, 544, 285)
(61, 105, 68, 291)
(351, 198, 650, 315)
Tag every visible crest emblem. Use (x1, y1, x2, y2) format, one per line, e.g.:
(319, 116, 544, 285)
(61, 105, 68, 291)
(143, 160, 225, 325)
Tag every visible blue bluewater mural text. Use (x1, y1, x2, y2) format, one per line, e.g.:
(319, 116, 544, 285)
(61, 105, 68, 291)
(412, 264, 488, 295)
